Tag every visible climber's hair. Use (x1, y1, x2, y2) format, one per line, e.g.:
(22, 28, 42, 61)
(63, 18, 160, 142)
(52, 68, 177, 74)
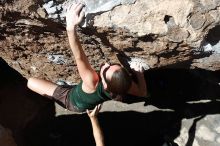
(105, 67, 132, 95)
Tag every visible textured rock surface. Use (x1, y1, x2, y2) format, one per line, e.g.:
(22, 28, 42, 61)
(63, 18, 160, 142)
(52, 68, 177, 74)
(0, 0, 220, 83)
(175, 115, 220, 146)
(0, 58, 55, 146)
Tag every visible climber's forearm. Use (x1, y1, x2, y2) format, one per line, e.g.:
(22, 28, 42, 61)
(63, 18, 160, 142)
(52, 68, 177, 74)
(135, 72, 147, 97)
(90, 117, 105, 146)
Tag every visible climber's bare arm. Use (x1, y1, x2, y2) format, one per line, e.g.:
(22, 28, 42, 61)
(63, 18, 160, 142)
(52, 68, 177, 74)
(87, 104, 105, 146)
(66, 3, 99, 92)
(128, 65, 147, 97)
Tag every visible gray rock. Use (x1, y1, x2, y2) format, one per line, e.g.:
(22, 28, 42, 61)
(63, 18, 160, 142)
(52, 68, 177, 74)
(47, 54, 67, 65)
(167, 27, 189, 43)
(62, 0, 136, 27)
(190, 13, 206, 30)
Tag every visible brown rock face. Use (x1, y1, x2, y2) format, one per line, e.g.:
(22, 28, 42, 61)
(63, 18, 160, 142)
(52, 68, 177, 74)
(0, 0, 220, 83)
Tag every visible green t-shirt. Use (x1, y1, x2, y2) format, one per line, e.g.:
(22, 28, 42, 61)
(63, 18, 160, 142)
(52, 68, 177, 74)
(68, 81, 111, 111)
